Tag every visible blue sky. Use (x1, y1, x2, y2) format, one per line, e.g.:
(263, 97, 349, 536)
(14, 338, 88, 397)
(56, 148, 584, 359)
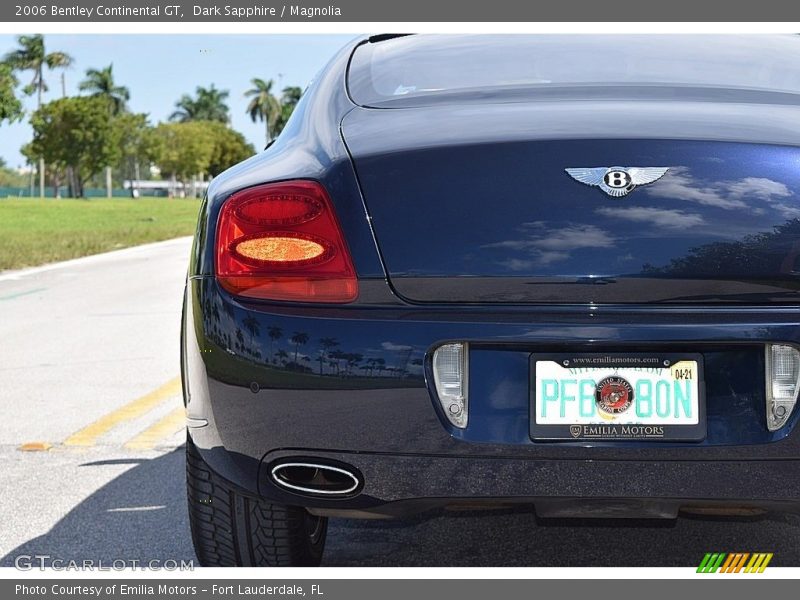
(0, 34, 354, 168)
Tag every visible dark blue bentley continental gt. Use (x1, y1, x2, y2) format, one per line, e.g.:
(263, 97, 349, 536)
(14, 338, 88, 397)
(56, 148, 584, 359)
(182, 34, 800, 566)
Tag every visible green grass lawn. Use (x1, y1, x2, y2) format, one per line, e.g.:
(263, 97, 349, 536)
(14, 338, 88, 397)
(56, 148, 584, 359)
(0, 197, 202, 270)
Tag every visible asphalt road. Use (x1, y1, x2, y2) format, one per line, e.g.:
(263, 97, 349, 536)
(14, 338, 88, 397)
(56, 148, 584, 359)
(1, 238, 798, 568)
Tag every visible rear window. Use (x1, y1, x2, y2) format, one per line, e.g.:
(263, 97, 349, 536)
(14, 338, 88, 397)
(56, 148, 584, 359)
(348, 34, 800, 107)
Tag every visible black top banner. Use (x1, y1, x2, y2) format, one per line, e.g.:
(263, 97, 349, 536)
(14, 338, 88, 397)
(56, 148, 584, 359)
(2, 0, 800, 21)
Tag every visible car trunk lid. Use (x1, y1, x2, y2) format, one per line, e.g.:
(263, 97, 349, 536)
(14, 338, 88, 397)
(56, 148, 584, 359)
(342, 101, 800, 304)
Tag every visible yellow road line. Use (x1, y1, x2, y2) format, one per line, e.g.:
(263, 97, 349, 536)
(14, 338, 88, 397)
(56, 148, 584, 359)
(123, 406, 186, 450)
(18, 441, 52, 452)
(63, 377, 181, 447)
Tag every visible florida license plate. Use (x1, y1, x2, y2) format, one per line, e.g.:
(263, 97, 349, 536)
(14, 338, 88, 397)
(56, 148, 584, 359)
(530, 353, 705, 441)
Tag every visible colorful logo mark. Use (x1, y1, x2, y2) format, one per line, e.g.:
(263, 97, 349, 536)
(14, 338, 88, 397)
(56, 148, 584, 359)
(697, 553, 773, 573)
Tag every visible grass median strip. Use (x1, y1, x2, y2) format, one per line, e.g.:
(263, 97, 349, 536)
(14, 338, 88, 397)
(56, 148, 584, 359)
(63, 377, 182, 447)
(0, 197, 201, 271)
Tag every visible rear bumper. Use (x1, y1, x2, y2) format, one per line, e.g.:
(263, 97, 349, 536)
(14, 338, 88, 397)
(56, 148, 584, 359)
(186, 431, 800, 518)
(262, 450, 800, 518)
(183, 277, 800, 517)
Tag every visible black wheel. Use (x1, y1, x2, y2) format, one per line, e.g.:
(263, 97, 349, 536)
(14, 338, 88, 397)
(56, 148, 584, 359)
(186, 434, 327, 566)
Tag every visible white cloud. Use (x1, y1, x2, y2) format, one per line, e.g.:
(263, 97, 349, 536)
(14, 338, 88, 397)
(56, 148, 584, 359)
(646, 167, 748, 210)
(727, 177, 791, 201)
(498, 258, 537, 271)
(520, 221, 547, 230)
(483, 224, 615, 267)
(532, 225, 615, 251)
(537, 251, 572, 265)
(595, 206, 705, 229)
(381, 341, 413, 352)
(646, 167, 794, 214)
(486, 240, 535, 251)
(766, 201, 800, 219)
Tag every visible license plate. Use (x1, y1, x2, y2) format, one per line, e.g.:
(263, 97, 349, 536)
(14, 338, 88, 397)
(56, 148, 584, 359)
(530, 353, 705, 441)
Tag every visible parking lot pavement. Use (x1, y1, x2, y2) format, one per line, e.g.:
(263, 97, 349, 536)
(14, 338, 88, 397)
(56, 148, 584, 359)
(0, 238, 191, 562)
(1, 238, 798, 568)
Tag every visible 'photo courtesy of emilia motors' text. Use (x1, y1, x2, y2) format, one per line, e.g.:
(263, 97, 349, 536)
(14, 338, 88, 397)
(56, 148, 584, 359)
(3, 26, 800, 580)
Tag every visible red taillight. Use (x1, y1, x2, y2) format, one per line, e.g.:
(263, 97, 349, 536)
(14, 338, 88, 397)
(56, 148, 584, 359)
(215, 181, 358, 303)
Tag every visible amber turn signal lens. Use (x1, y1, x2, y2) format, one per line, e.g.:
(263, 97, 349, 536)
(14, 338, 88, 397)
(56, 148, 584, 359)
(232, 235, 331, 266)
(215, 180, 358, 303)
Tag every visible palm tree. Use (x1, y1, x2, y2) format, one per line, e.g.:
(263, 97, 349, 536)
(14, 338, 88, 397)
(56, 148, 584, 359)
(4, 35, 73, 196)
(242, 315, 260, 353)
(244, 78, 281, 145)
(170, 91, 196, 122)
(276, 349, 289, 366)
(318, 337, 339, 374)
(170, 94, 200, 122)
(375, 358, 386, 377)
(273, 86, 303, 137)
(290, 331, 310, 366)
(4, 35, 73, 107)
(78, 63, 129, 115)
(267, 326, 283, 364)
(235, 328, 244, 351)
(170, 84, 230, 123)
(364, 357, 377, 376)
(346, 353, 364, 377)
(223, 301, 235, 320)
(282, 86, 302, 105)
(329, 350, 345, 376)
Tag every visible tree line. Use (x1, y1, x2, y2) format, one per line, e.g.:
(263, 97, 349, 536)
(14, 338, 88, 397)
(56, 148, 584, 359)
(0, 35, 302, 197)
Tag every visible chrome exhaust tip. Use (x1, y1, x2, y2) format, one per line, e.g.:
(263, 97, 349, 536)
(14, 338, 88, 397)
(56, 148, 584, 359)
(270, 461, 362, 496)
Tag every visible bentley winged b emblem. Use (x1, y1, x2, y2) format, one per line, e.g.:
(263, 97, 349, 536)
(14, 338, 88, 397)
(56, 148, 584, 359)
(565, 166, 670, 197)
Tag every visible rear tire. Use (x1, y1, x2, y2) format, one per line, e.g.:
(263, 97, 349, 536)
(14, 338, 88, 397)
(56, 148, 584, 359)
(186, 434, 327, 566)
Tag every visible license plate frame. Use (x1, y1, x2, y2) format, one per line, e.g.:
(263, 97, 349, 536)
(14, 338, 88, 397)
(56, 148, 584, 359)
(529, 352, 706, 442)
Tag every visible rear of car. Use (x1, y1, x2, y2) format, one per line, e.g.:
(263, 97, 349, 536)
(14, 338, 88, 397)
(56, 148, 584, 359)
(182, 35, 800, 566)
